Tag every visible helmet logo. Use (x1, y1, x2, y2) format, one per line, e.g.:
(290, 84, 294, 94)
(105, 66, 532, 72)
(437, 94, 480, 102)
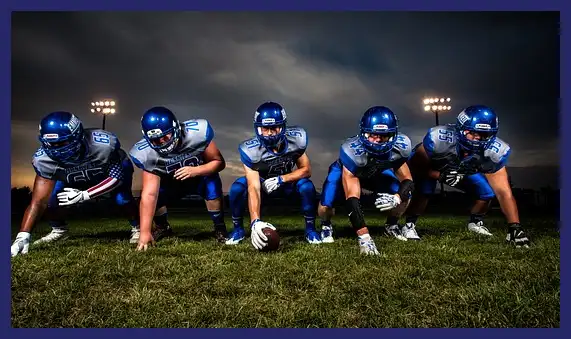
(43, 133, 59, 139)
(146, 128, 163, 138)
(372, 124, 388, 130)
(475, 123, 491, 130)
(457, 112, 470, 124)
(67, 115, 80, 132)
(281, 109, 287, 119)
(262, 118, 276, 125)
(254, 111, 260, 120)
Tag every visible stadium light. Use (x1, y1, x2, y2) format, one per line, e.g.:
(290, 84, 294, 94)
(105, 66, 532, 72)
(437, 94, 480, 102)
(89, 99, 117, 130)
(422, 96, 452, 196)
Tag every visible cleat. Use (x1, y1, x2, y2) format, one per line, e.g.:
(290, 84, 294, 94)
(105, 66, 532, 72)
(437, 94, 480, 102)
(385, 224, 407, 241)
(130, 227, 140, 244)
(152, 224, 173, 242)
(305, 229, 322, 244)
(33, 228, 69, 245)
(214, 225, 228, 244)
(401, 222, 421, 241)
(225, 227, 246, 245)
(321, 225, 334, 243)
(468, 221, 493, 236)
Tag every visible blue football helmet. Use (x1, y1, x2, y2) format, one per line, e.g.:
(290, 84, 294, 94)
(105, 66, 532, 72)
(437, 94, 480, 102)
(359, 106, 399, 156)
(141, 106, 182, 155)
(253, 101, 287, 150)
(38, 111, 87, 164)
(455, 105, 499, 151)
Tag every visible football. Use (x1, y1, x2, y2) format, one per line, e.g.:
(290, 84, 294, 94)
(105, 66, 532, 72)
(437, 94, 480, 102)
(261, 227, 280, 252)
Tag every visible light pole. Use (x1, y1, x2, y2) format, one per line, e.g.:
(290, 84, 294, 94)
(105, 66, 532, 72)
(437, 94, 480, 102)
(422, 97, 452, 196)
(90, 99, 117, 130)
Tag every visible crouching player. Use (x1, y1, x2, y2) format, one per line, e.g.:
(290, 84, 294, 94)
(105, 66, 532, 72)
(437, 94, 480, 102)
(11, 111, 139, 257)
(129, 106, 228, 251)
(225, 101, 321, 250)
(318, 106, 415, 255)
(404, 105, 530, 247)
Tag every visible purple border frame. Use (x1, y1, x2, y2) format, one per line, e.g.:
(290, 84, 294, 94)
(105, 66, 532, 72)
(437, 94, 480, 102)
(4, 0, 566, 335)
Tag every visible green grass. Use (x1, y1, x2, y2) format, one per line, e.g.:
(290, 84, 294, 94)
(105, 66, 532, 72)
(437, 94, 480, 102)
(11, 214, 560, 328)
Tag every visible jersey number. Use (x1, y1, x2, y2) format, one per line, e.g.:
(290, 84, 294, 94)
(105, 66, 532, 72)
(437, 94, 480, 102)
(395, 135, 408, 150)
(244, 139, 260, 149)
(268, 161, 295, 176)
(286, 129, 302, 138)
(490, 141, 502, 154)
(437, 129, 454, 143)
(66, 168, 105, 183)
(349, 142, 366, 156)
(93, 132, 110, 144)
(136, 140, 150, 151)
(165, 156, 201, 174)
(184, 121, 200, 132)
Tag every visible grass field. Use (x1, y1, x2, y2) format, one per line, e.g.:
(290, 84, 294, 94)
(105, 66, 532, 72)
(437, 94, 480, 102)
(11, 213, 560, 328)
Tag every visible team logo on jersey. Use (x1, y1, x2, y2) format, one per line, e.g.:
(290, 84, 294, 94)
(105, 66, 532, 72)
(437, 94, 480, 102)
(42, 133, 59, 139)
(373, 124, 388, 130)
(262, 118, 276, 125)
(146, 128, 163, 138)
(67, 115, 80, 132)
(475, 123, 491, 130)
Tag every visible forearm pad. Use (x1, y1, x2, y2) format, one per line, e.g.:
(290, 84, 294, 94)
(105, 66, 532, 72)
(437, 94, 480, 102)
(397, 179, 414, 202)
(346, 197, 366, 231)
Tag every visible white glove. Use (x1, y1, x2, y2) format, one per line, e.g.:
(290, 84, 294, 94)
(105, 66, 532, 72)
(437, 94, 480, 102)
(262, 176, 283, 195)
(11, 232, 31, 257)
(440, 170, 464, 187)
(375, 193, 402, 212)
(250, 219, 277, 250)
(57, 188, 91, 206)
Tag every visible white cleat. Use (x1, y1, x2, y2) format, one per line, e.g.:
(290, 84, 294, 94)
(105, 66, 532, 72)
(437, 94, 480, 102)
(401, 222, 421, 241)
(321, 225, 334, 243)
(358, 234, 380, 255)
(467, 221, 493, 236)
(33, 228, 69, 245)
(130, 227, 140, 244)
(385, 224, 408, 241)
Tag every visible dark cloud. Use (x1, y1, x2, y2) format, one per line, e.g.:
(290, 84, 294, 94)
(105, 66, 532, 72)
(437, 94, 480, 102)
(11, 11, 559, 190)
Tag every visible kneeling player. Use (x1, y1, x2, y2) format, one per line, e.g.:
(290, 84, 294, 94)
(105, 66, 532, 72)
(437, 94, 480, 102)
(225, 101, 320, 250)
(404, 105, 530, 247)
(318, 106, 415, 255)
(129, 106, 228, 251)
(11, 111, 139, 257)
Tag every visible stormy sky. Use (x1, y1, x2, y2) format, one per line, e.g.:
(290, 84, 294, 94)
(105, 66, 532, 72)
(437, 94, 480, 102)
(11, 11, 559, 191)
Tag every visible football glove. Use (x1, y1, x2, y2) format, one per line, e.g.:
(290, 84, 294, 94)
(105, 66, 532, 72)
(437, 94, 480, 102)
(250, 219, 276, 250)
(375, 193, 402, 212)
(262, 176, 283, 195)
(57, 188, 91, 206)
(11, 232, 31, 257)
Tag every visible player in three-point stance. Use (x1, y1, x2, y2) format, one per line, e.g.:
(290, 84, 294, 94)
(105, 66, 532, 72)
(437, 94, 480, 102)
(403, 105, 530, 247)
(11, 111, 140, 257)
(225, 101, 321, 250)
(317, 106, 416, 255)
(129, 106, 228, 251)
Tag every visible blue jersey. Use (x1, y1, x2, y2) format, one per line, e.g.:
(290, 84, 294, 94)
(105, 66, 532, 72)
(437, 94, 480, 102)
(422, 124, 511, 173)
(129, 119, 214, 177)
(239, 126, 308, 179)
(32, 129, 127, 185)
(338, 133, 412, 179)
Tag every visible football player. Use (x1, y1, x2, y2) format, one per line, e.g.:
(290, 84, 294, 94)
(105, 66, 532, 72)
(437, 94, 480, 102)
(11, 111, 139, 257)
(225, 102, 320, 250)
(129, 106, 228, 251)
(404, 105, 530, 247)
(317, 106, 415, 255)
